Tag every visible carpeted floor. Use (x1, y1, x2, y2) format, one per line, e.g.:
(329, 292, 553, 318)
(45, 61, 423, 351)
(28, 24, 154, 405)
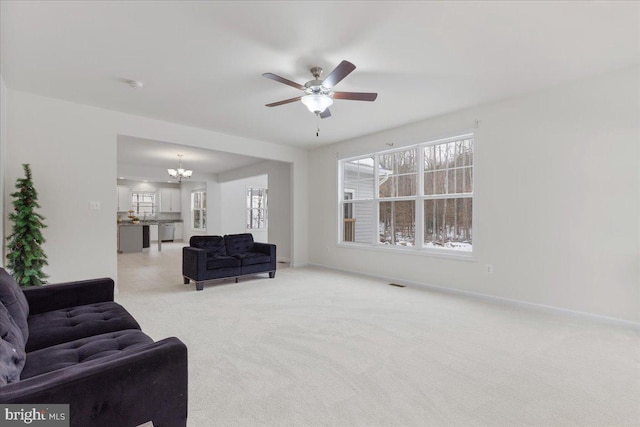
(117, 243, 640, 427)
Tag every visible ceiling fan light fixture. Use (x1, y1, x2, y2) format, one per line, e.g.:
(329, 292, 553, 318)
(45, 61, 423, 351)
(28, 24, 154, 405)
(301, 94, 333, 113)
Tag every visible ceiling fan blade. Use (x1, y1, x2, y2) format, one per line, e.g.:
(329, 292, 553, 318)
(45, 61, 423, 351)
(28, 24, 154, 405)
(322, 60, 356, 88)
(333, 92, 378, 101)
(320, 109, 332, 119)
(262, 73, 305, 90)
(265, 96, 302, 107)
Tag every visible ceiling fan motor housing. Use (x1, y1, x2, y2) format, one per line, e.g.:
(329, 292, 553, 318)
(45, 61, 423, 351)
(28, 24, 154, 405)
(304, 79, 332, 96)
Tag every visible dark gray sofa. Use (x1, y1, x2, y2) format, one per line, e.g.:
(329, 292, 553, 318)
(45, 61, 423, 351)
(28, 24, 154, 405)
(0, 268, 188, 427)
(182, 233, 276, 291)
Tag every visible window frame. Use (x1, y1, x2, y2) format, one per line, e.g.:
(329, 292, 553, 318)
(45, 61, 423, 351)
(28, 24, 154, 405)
(337, 132, 476, 260)
(131, 191, 156, 216)
(246, 187, 268, 230)
(191, 189, 206, 231)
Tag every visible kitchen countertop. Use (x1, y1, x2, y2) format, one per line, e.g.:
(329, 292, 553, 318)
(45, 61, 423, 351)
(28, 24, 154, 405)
(118, 219, 183, 225)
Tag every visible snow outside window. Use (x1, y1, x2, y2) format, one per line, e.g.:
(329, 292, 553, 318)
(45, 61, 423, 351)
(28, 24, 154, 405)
(339, 134, 474, 256)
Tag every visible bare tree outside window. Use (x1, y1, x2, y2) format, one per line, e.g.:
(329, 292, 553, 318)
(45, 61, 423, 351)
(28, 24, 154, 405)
(339, 134, 474, 255)
(247, 187, 267, 229)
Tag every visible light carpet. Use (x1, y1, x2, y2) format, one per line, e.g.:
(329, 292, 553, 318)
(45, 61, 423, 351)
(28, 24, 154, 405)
(116, 243, 640, 427)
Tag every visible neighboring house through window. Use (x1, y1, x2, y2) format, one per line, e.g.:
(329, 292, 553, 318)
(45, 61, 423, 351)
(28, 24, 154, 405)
(191, 190, 206, 230)
(246, 187, 267, 230)
(339, 133, 474, 256)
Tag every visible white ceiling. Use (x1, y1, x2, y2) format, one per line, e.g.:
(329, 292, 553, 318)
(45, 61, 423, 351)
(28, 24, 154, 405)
(1, 1, 638, 150)
(117, 135, 266, 182)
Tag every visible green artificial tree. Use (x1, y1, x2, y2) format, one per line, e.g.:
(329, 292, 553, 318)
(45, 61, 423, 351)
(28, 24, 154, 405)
(6, 164, 48, 287)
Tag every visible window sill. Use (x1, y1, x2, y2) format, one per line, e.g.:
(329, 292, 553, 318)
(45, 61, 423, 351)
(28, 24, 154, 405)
(336, 242, 476, 261)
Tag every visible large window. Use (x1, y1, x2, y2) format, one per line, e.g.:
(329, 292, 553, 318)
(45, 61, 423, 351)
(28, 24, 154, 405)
(191, 190, 206, 230)
(131, 192, 155, 216)
(339, 134, 474, 255)
(246, 187, 267, 230)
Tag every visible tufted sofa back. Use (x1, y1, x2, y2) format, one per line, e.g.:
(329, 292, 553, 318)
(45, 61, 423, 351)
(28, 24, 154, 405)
(189, 235, 227, 256)
(224, 233, 255, 256)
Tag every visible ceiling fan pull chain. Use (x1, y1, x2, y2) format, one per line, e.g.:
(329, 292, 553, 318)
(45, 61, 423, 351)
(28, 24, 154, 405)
(316, 112, 320, 137)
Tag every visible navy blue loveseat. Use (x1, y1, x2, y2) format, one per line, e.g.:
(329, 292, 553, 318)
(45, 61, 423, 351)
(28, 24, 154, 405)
(182, 233, 276, 291)
(0, 268, 188, 427)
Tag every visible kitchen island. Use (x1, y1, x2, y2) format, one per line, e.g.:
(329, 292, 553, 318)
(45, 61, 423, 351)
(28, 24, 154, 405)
(117, 220, 180, 253)
(117, 223, 143, 253)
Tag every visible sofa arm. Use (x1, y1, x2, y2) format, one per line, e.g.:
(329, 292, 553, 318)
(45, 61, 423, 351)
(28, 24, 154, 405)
(182, 247, 207, 280)
(253, 242, 276, 260)
(23, 278, 115, 316)
(0, 337, 188, 427)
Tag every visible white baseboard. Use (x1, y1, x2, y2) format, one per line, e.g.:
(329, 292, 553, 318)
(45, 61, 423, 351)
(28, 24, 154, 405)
(307, 262, 640, 329)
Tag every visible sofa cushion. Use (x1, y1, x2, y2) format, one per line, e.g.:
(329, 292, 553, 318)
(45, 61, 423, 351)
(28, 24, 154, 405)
(224, 233, 255, 256)
(190, 235, 227, 256)
(26, 301, 141, 352)
(21, 329, 153, 380)
(206, 256, 241, 270)
(0, 302, 26, 385)
(0, 268, 30, 343)
(233, 252, 271, 266)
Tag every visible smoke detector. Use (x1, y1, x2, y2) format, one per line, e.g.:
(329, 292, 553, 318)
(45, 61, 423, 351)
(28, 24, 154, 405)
(129, 80, 143, 89)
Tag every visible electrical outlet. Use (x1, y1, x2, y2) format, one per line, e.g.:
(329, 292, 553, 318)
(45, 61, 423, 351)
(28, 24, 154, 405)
(89, 201, 101, 210)
(485, 264, 493, 274)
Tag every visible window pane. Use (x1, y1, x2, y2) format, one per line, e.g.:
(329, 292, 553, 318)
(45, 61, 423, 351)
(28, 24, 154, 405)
(342, 201, 374, 243)
(378, 148, 417, 198)
(424, 171, 435, 195)
(193, 210, 202, 229)
(246, 188, 267, 229)
(424, 146, 436, 172)
(424, 198, 472, 251)
(434, 170, 447, 194)
(379, 175, 394, 198)
(379, 200, 415, 246)
(397, 175, 416, 197)
(343, 157, 375, 200)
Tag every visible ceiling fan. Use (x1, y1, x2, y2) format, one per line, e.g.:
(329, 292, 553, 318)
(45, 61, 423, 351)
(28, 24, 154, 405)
(262, 60, 377, 119)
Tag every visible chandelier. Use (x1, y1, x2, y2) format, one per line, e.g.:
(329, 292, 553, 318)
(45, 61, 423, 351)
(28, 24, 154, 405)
(167, 154, 193, 182)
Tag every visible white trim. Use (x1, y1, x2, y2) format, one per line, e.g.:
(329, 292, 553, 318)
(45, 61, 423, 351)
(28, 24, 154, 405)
(336, 241, 476, 261)
(307, 263, 640, 330)
(338, 131, 476, 258)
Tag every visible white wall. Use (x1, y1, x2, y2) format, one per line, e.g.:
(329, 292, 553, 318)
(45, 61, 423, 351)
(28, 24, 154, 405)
(308, 66, 640, 324)
(220, 174, 268, 243)
(4, 90, 309, 284)
(219, 160, 292, 262)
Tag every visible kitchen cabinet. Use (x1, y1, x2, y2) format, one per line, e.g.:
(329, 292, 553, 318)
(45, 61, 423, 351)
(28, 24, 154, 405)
(159, 188, 181, 213)
(117, 186, 131, 212)
(150, 224, 158, 242)
(175, 222, 183, 241)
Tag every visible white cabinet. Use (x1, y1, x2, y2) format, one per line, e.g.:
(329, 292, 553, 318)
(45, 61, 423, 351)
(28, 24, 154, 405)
(159, 188, 181, 213)
(117, 186, 131, 212)
(150, 224, 159, 242)
(175, 222, 183, 241)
